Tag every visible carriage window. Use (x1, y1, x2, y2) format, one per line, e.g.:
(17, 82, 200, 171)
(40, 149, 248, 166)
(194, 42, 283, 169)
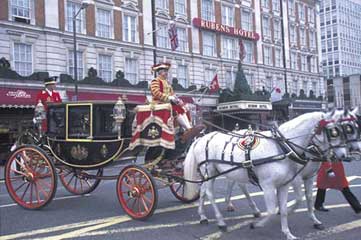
(47, 106, 65, 138)
(67, 105, 92, 139)
(93, 105, 115, 138)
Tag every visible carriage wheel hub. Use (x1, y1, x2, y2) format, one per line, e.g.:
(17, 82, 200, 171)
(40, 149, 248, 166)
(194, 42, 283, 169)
(25, 172, 35, 182)
(129, 186, 143, 198)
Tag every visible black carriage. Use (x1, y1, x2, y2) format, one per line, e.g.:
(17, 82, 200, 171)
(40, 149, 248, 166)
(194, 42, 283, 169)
(4, 98, 199, 219)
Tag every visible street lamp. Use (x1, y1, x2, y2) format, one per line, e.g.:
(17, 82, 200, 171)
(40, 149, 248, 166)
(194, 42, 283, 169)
(73, 0, 90, 101)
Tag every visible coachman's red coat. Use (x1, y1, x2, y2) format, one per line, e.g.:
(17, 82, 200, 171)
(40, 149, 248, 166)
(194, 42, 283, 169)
(316, 161, 349, 190)
(35, 90, 62, 131)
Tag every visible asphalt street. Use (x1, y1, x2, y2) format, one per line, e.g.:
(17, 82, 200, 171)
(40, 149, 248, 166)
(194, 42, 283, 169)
(1, 160, 361, 240)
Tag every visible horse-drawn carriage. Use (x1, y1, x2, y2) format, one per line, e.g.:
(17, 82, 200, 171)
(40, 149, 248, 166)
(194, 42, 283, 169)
(4, 98, 200, 220)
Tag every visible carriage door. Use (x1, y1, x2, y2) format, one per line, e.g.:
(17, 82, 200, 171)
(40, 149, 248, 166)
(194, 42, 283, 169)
(66, 103, 93, 141)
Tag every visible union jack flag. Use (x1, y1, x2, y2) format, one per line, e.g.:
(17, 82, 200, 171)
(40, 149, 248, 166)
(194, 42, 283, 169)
(168, 23, 179, 51)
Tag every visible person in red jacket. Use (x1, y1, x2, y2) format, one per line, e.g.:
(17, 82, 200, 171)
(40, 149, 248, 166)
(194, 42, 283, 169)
(35, 76, 62, 132)
(314, 161, 361, 213)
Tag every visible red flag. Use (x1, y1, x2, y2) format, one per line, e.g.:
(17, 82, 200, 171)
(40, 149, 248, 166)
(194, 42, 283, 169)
(209, 74, 219, 94)
(239, 39, 246, 61)
(168, 23, 178, 51)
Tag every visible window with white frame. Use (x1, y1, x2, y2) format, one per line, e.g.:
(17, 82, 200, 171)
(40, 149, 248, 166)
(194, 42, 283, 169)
(177, 27, 188, 52)
(222, 5, 234, 27)
(156, 22, 169, 48)
(243, 40, 253, 63)
(202, 0, 214, 21)
(309, 30, 315, 48)
(98, 54, 112, 82)
(302, 80, 308, 93)
(261, 0, 269, 8)
(156, 0, 169, 10)
(125, 58, 138, 84)
(272, 0, 280, 11)
(241, 9, 253, 31)
(275, 48, 282, 67)
(274, 19, 281, 40)
(312, 81, 317, 95)
(308, 7, 314, 23)
(291, 51, 297, 69)
(205, 68, 216, 84)
(262, 15, 271, 38)
(293, 79, 298, 94)
(290, 25, 296, 43)
(311, 57, 317, 72)
(96, 9, 112, 38)
(222, 37, 238, 59)
(66, 1, 85, 33)
(225, 70, 235, 89)
(68, 50, 84, 80)
(13, 42, 32, 76)
(123, 14, 137, 42)
(175, 0, 186, 15)
(263, 46, 271, 65)
(288, 0, 295, 16)
(301, 55, 307, 71)
(203, 32, 216, 56)
(11, 0, 31, 20)
(177, 64, 188, 87)
(300, 28, 306, 46)
(298, 4, 305, 21)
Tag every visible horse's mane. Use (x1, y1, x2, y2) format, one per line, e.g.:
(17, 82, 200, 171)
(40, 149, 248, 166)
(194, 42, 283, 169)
(278, 112, 325, 136)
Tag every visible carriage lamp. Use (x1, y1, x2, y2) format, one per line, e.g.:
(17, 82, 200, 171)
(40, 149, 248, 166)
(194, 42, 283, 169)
(34, 100, 46, 136)
(113, 97, 126, 139)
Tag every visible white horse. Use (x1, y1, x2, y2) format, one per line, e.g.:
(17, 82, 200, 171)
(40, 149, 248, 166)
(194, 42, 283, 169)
(184, 112, 348, 240)
(225, 108, 361, 230)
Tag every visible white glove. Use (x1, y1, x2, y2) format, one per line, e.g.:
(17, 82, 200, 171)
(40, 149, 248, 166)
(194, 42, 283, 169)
(168, 95, 179, 104)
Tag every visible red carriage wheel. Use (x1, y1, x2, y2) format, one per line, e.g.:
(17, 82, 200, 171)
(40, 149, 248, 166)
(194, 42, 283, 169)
(5, 145, 57, 209)
(170, 180, 200, 203)
(59, 167, 103, 195)
(117, 165, 158, 220)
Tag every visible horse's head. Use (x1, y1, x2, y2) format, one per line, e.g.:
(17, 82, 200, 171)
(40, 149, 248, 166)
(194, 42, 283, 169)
(312, 110, 348, 160)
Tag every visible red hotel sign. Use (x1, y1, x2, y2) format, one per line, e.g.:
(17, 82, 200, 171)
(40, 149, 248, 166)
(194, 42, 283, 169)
(192, 18, 260, 41)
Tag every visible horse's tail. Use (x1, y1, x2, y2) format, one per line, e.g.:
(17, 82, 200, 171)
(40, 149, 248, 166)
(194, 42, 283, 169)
(184, 140, 200, 200)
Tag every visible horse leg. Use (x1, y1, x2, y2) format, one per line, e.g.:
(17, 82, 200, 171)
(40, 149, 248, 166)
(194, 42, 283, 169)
(225, 180, 236, 212)
(304, 177, 323, 229)
(288, 178, 303, 214)
(251, 185, 277, 228)
(239, 183, 261, 218)
(279, 185, 298, 240)
(198, 182, 209, 225)
(205, 178, 227, 231)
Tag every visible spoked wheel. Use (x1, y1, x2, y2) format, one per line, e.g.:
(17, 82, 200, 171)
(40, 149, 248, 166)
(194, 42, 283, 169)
(5, 145, 57, 209)
(170, 180, 200, 203)
(59, 167, 103, 195)
(117, 165, 158, 220)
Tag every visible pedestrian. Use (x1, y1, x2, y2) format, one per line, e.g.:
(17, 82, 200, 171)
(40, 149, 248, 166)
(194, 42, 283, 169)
(314, 161, 361, 213)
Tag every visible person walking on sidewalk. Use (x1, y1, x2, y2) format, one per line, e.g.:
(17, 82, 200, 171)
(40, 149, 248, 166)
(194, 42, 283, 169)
(314, 161, 361, 213)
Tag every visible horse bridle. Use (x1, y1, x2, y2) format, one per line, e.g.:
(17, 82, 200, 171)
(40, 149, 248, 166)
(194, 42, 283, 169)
(338, 117, 360, 144)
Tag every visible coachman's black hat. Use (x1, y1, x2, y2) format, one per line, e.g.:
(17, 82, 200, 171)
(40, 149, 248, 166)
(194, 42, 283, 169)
(44, 76, 58, 85)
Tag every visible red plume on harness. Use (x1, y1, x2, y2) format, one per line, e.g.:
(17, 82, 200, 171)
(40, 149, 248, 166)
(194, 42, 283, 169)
(316, 119, 333, 135)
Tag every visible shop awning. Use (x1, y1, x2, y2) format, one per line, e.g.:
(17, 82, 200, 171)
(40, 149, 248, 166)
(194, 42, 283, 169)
(66, 91, 147, 104)
(0, 87, 40, 108)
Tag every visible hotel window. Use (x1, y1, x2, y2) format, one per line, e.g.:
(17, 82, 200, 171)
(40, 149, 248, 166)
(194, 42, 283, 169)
(262, 15, 271, 38)
(301, 55, 307, 71)
(275, 48, 282, 67)
(66, 1, 85, 33)
(175, 0, 186, 15)
(205, 68, 216, 85)
(308, 7, 314, 23)
(156, 22, 169, 49)
(203, 32, 216, 56)
(288, 0, 295, 16)
(13, 42, 32, 76)
(241, 9, 253, 31)
(290, 25, 296, 43)
(309, 31, 315, 48)
(222, 5, 234, 27)
(222, 37, 237, 59)
(274, 19, 281, 40)
(291, 52, 297, 69)
(243, 40, 254, 64)
(272, 0, 280, 11)
(125, 58, 138, 84)
(311, 57, 317, 73)
(298, 4, 305, 21)
(98, 54, 112, 82)
(201, 0, 214, 21)
(96, 9, 112, 38)
(312, 81, 317, 95)
(156, 0, 169, 10)
(300, 28, 306, 46)
(261, 0, 269, 8)
(123, 14, 137, 43)
(333, 38, 338, 50)
(293, 79, 298, 94)
(225, 70, 235, 89)
(68, 50, 84, 80)
(177, 27, 188, 52)
(11, 0, 31, 21)
(177, 65, 188, 87)
(302, 80, 308, 93)
(263, 46, 271, 65)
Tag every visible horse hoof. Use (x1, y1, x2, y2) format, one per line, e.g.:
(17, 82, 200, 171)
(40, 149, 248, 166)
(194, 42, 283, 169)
(313, 223, 325, 230)
(218, 225, 227, 232)
(250, 222, 255, 229)
(200, 219, 209, 225)
(253, 212, 261, 218)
